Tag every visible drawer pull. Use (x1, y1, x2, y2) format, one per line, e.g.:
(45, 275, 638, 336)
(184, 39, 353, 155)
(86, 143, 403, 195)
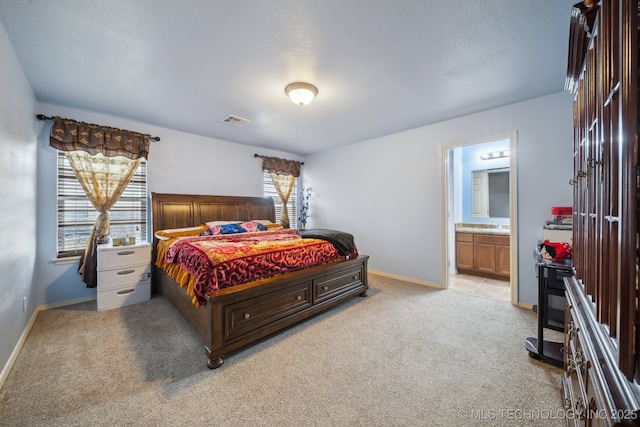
(352, 275, 358, 280)
(574, 397, 585, 420)
(117, 269, 135, 276)
(244, 313, 250, 319)
(574, 348, 584, 368)
(296, 295, 302, 300)
(567, 322, 578, 339)
(323, 286, 329, 291)
(117, 288, 135, 295)
(117, 250, 136, 256)
(604, 215, 620, 222)
(563, 394, 572, 410)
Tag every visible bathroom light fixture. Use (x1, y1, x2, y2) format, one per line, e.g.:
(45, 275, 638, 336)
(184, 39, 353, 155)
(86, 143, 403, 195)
(480, 150, 510, 160)
(285, 82, 318, 106)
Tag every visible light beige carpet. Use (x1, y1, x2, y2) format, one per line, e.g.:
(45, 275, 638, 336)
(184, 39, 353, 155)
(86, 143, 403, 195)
(0, 273, 564, 426)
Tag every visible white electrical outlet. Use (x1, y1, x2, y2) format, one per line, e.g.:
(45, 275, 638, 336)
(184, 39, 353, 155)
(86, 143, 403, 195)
(23, 297, 26, 312)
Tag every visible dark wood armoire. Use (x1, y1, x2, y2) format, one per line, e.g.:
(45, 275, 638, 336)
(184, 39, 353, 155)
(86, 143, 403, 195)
(563, 1, 640, 425)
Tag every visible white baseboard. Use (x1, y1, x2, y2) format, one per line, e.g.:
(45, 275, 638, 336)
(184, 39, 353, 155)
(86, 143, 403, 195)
(0, 295, 96, 390)
(517, 301, 534, 310)
(368, 269, 444, 289)
(0, 308, 40, 390)
(37, 295, 96, 310)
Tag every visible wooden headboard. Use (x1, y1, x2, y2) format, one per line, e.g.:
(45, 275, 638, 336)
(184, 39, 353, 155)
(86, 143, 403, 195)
(151, 193, 276, 237)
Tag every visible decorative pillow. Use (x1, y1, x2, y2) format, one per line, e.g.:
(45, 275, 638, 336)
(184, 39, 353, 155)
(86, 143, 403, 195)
(264, 223, 284, 230)
(206, 223, 247, 235)
(219, 223, 247, 234)
(205, 220, 241, 227)
(154, 225, 208, 240)
(240, 221, 268, 232)
(251, 219, 275, 225)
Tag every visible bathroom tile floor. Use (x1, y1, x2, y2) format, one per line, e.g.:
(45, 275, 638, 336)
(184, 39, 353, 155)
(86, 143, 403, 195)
(449, 273, 511, 302)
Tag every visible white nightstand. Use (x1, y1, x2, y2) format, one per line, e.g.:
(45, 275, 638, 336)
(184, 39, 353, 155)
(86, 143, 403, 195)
(96, 241, 152, 311)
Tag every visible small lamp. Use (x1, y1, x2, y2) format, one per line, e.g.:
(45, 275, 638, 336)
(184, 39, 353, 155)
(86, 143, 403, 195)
(285, 82, 318, 106)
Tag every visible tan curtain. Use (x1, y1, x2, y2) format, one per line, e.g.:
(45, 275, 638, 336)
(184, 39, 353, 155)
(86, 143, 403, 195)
(49, 116, 150, 288)
(68, 151, 141, 285)
(269, 173, 296, 228)
(261, 156, 301, 228)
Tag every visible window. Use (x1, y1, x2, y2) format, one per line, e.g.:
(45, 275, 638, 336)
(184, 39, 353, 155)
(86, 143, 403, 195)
(262, 171, 298, 228)
(56, 151, 147, 257)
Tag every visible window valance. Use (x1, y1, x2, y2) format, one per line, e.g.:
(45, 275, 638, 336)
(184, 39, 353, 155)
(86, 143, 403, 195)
(261, 156, 301, 177)
(49, 116, 150, 160)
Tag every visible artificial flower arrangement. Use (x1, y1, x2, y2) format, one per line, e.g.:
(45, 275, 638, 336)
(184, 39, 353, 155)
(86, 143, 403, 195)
(298, 187, 311, 229)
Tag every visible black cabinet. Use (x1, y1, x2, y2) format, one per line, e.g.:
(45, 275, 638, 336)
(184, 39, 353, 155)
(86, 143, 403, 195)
(525, 262, 573, 367)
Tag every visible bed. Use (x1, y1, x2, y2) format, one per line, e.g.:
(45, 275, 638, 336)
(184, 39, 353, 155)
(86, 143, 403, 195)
(151, 192, 369, 369)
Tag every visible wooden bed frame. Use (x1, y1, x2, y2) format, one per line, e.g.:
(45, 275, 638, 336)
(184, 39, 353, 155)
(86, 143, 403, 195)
(151, 192, 369, 369)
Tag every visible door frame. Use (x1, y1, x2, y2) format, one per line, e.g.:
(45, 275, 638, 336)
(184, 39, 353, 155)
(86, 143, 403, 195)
(440, 131, 519, 305)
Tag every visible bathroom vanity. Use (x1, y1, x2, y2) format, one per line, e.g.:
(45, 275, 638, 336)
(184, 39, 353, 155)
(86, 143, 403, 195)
(455, 224, 510, 279)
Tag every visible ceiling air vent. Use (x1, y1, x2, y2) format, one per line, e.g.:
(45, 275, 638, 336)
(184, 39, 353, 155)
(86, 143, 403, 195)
(221, 115, 250, 127)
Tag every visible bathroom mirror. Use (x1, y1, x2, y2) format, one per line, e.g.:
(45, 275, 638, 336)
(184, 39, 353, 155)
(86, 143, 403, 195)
(471, 168, 510, 218)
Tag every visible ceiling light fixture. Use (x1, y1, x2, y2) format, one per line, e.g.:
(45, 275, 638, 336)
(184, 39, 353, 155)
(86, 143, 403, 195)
(285, 82, 318, 106)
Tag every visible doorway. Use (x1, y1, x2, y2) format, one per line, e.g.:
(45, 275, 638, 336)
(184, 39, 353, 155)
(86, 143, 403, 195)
(440, 132, 518, 304)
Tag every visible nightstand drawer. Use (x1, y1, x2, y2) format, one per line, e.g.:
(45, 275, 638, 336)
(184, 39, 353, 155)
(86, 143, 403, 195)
(97, 243, 151, 270)
(97, 281, 150, 311)
(98, 264, 151, 291)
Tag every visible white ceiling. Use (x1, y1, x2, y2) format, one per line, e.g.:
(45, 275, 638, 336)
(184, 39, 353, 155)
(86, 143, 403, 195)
(0, 0, 577, 156)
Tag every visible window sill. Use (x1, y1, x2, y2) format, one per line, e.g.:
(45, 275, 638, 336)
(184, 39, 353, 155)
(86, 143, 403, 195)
(52, 256, 81, 266)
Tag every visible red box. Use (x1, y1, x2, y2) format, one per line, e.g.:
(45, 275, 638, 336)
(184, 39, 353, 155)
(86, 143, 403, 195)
(551, 206, 572, 221)
(551, 207, 572, 216)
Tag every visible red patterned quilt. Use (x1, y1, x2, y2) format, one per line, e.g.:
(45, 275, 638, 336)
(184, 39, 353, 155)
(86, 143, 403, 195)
(158, 229, 354, 306)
